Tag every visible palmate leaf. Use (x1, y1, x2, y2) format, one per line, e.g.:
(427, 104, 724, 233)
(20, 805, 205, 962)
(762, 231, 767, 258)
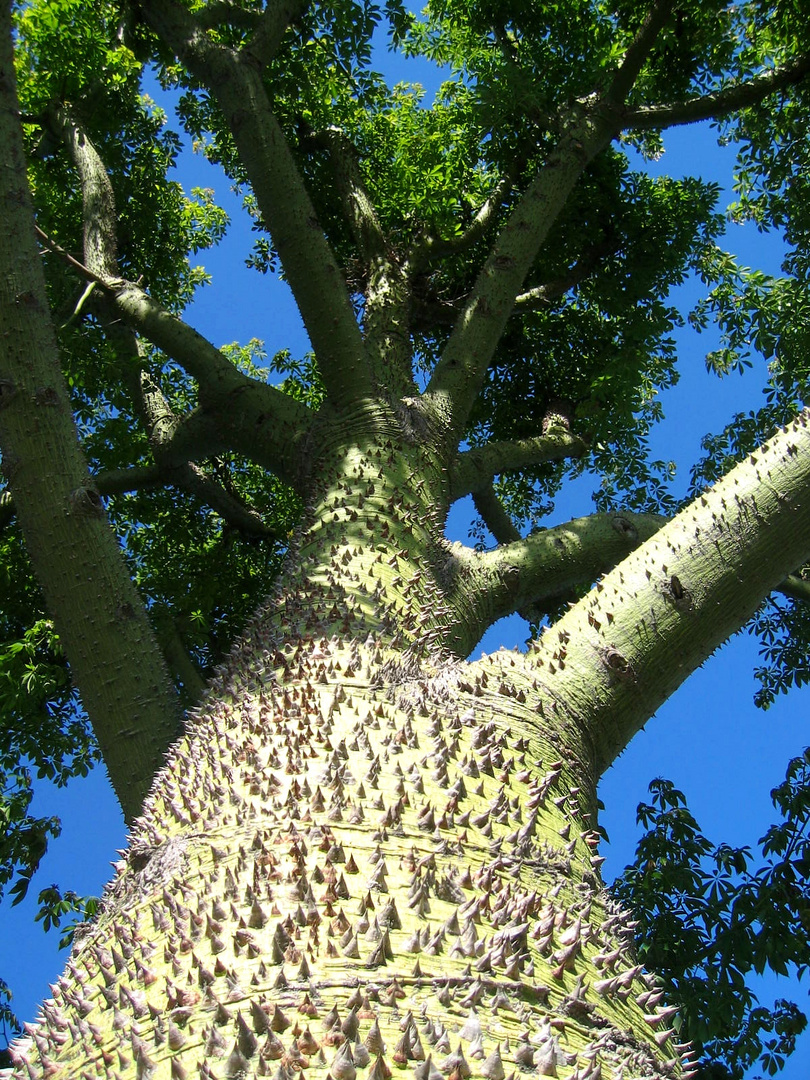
(614, 753, 810, 1077)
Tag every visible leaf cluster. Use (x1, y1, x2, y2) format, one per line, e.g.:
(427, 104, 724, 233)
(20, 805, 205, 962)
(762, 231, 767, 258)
(614, 760, 810, 1077)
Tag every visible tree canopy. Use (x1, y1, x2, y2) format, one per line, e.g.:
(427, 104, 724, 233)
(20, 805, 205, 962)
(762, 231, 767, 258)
(2, 1, 810, 1077)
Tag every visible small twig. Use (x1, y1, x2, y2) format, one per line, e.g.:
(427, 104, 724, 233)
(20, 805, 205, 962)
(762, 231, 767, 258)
(34, 224, 112, 288)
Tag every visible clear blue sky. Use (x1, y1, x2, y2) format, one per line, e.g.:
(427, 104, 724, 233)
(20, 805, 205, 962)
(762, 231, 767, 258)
(2, 25, 809, 1080)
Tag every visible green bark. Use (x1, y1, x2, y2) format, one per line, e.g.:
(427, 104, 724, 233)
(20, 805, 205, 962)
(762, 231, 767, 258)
(7, 407, 810, 1080)
(0, 8, 179, 822)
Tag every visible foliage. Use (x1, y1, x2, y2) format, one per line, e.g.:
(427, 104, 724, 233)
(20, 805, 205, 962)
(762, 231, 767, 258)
(33, 886, 100, 950)
(4, 0, 810, 1071)
(615, 757, 810, 1078)
(0, 976, 20, 1064)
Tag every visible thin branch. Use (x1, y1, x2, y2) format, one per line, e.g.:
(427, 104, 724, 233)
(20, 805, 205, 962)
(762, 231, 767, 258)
(408, 175, 513, 270)
(97, 457, 280, 538)
(0, 490, 14, 531)
(606, 0, 676, 104)
(515, 234, 618, 308)
(243, 0, 310, 69)
(778, 573, 810, 604)
(491, 26, 561, 135)
(623, 54, 810, 131)
(36, 224, 313, 486)
(450, 430, 588, 501)
(150, 608, 207, 708)
(34, 224, 106, 285)
(174, 461, 282, 539)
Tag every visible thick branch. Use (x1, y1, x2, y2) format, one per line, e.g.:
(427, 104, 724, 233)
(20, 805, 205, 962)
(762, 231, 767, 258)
(422, 104, 617, 448)
(0, 13, 179, 820)
(449, 512, 666, 653)
(138, 0, 372, 410)
(194, 2, 261, 31)
(623, 54, 810, 131)
(94, 464, 164, 496)
(472, 484, 521, 545)
(479, 410, 810, 778)
(450, 430, 588, 500)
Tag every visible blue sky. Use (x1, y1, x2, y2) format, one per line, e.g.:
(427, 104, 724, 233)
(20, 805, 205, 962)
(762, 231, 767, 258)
(3, 23, 810, 1080)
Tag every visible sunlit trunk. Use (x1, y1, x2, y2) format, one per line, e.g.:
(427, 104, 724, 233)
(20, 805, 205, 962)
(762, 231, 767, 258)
(8, 424, 688, 1080)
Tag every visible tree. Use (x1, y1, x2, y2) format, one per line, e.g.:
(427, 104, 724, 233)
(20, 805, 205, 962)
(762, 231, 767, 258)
(1, 0, 810, 1078)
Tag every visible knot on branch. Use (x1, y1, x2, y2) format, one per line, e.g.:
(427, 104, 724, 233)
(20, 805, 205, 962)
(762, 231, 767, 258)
(0, 379, 18, 408)
(611, 515, 638, 542)
(662, 573, 692, 610)
(601, 645, 636, 683)
(69, 485, 104, 517)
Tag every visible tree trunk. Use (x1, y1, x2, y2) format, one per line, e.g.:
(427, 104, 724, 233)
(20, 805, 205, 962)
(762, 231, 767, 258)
(10, 408, 810, 1080)
(0, 6, 180, 821)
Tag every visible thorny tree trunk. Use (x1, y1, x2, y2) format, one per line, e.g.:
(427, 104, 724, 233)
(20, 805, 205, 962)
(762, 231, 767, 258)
(7, 406, 810, 1080)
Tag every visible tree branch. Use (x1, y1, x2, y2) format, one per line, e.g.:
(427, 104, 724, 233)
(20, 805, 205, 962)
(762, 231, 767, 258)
(450, 430, 588, 500)
(421, 104, 618, 449)
(307, 125, 387, 264)
(242, 0, 310, 69)
(94, 464, 164, 496)
(408, 175, 513, 270)
(35, 221, 314, 487)
(194, 2, 261, 32)
(515, 233, 619, 308)
(448, 512, 666, 654)
(606, 0, 676, 104)
(97, 454, 281, 538)
(42, 109, 315, 495)
(0, 13, 180, 821)
(150, 608, 207, 709)
(472, 484, 521, 545)
(623, 54, 810, 131)
(468, 410, 810, 779)
(778, 573, 810, 604)
(137, 0, 373, 411)
(107, 282, 313, 486)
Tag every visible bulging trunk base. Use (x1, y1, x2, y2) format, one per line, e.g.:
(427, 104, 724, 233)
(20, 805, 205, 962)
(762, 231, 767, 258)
(7, 622, 691, 1080)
